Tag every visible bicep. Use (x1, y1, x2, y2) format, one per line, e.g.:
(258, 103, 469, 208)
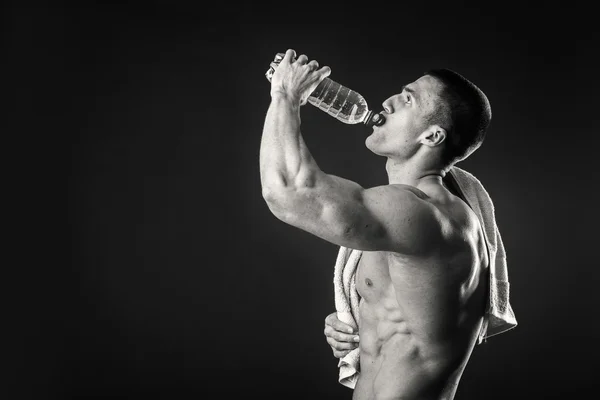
(267, 174, 384, 248)
(269, 176, 439, 253)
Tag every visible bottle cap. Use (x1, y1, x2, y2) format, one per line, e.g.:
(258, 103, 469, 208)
(364, 111, 386, 127)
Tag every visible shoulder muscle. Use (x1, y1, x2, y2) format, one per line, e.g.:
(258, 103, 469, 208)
(360, 184, 444, 255)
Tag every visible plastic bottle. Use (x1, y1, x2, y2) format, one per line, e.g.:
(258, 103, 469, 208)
(265, 53, 385, 127)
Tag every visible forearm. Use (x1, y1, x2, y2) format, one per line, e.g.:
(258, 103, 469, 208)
(260, 92, 321, 192)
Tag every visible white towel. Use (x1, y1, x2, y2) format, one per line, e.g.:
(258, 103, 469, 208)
(448, 166, 518, 342)
(332, 166, 517, 389)
(333, 246, 363, 389)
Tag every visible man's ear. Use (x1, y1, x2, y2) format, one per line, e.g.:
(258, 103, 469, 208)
(418, 125, 447, 147)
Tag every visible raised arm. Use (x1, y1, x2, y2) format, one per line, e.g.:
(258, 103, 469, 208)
(260, 50, 441, 254)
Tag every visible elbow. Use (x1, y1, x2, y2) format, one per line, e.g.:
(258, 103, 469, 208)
(262, 182, 287, 206)
(262, 184, 293, 220)
(261, 171, 287, 206)
(261, 167, 318, 206)
(261, 170, 319, 223)
(261, 184, 279, 206)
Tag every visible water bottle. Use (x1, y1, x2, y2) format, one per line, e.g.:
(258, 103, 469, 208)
(265, 53, 385, 127)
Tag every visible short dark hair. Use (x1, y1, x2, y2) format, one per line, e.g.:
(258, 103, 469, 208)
(424, 68, 492, 166)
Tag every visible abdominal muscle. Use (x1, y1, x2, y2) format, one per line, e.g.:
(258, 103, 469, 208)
(351, 251, 486, 400)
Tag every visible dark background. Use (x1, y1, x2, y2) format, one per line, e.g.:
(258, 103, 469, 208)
(9, 1, 599, 399)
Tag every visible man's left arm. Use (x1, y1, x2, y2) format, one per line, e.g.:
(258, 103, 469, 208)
(259, 86, 386, 250)
(260, 49, 439, 253)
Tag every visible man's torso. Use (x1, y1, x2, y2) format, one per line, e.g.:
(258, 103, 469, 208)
(352, 188, 489, 400)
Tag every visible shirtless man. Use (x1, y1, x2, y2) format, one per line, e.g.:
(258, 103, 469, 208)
(260, 49, 491, 400)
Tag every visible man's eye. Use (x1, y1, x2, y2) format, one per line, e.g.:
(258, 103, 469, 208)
(405, 94, 412, 104)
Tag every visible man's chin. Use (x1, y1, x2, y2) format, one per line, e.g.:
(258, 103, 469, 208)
(364, 136, 372, 151)
(365, 136, 390, 157)
(365, 134, 377, 152)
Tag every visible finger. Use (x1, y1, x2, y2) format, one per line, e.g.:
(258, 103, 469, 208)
(325, 312, 337, 324)
(324, 326, 360, 343)
(325, 313, 355, 334)
(318, 65, 331, 79)
(296, 54, 308, 65)
(325, 312, 354, 332)
(307, 60, 319, 71)
(282, 49, 296, 64)
(333, 349, 352, 358)
(326, 337, 359, 351)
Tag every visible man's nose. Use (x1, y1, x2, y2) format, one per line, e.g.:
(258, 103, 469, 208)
(381, 100, 392, 114)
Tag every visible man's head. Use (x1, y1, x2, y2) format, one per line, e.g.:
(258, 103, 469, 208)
(424, 68, 491, 165)
(365, 69, 491, 168)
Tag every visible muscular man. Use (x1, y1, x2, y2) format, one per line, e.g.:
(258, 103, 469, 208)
(260, 49, 492, 400)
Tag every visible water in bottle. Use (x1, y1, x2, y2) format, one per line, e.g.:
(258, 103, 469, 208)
(265, 53, 385, 127)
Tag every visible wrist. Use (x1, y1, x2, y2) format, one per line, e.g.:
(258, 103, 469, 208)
(270, 90, 300, 104)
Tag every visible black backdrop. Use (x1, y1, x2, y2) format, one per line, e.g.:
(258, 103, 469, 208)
(10, 1, 600, 399)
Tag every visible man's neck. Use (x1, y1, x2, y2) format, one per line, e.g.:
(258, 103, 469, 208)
(385, 157, 446, 188)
